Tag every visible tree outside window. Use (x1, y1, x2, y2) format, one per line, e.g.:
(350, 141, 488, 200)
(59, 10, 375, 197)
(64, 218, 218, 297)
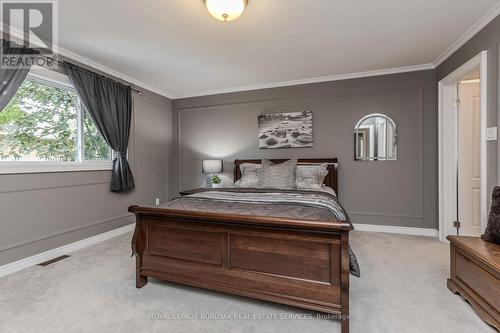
(0, 78, 110, 162)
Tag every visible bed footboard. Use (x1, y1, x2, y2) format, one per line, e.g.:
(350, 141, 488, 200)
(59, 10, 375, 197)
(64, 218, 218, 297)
(129, 206, 351, 333)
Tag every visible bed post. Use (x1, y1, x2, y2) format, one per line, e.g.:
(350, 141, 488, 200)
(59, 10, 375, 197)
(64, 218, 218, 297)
(233, 160, 241, 183)
(340, 230, 350, 333)
(130, 207, 148, 288)
(332, 161, 339, 198)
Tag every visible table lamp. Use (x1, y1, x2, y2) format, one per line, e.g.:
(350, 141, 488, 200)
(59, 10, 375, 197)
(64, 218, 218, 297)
(202, 159, 223, 188)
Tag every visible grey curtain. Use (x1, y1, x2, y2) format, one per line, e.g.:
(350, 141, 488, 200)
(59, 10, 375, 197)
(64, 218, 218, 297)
(0, 40, 37, 111)
(64, 62, 135, 192)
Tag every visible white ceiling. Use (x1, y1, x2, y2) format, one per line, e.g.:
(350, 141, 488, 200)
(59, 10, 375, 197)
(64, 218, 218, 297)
(55, 0, 500, 98)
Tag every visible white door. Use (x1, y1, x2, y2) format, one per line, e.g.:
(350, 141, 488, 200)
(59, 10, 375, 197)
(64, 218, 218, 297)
(457, 81, 481, 237)
(439, 51, 488, 241)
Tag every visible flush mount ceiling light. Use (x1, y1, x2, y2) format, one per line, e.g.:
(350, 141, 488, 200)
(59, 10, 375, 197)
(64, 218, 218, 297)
(204, 0, 248, 22)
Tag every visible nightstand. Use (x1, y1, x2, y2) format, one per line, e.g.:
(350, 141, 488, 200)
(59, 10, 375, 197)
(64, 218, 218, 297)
(179, 188, 211, 196)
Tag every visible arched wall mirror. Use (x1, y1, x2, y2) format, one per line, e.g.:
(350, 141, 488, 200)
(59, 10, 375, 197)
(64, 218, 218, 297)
(354, 113, 397, 161)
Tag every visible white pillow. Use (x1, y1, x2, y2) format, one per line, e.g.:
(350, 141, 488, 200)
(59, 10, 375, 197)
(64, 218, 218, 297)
(295, 163, 328, 189)
(234, 163, 261, 188)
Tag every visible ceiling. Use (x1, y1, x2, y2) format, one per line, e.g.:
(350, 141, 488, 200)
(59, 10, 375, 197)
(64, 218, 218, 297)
(53, 0, 500, 98)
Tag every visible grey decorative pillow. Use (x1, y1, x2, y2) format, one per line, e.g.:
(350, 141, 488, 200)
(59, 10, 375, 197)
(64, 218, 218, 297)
(234, 163, 261, 188)
(481, 186, 500, 245)
(296, 163, 328, 189)
(258, 159, 298, 189)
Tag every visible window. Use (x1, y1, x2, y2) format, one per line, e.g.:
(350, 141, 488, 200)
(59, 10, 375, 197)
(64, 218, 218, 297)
(0, 67, 112, 173)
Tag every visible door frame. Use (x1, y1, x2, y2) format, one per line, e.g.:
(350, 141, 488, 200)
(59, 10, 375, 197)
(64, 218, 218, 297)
(438, 51, 488, 242)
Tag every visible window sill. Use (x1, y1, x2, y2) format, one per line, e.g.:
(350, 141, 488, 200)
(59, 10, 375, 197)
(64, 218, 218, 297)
(0, 162, 113, 175)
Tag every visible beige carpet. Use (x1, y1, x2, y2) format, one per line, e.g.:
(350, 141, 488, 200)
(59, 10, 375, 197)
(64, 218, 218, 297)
(0, 231, 494, 333)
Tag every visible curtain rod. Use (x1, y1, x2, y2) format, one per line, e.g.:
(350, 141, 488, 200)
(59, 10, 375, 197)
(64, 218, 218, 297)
(45, 55, 142, 95)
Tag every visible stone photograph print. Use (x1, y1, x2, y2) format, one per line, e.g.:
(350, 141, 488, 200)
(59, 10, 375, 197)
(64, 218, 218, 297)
(258, 111, 314, 149)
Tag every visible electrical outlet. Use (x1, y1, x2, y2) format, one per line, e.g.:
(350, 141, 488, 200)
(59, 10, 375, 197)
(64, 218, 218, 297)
(155, 198, 160, 206)
(486, 127, 497, 142)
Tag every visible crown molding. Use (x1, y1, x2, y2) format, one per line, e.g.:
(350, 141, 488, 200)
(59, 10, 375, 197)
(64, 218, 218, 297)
(433, 2, 500, 67)
(169, 2, 500, 99)
(155, 1, 500, 98)
(171, 63, 435, 99)
(2, 1, 499, 100)
(1, 24, 173, 99)
(55, 47, 173, 99)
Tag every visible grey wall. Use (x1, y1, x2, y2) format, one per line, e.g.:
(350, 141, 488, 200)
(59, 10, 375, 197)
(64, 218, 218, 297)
(8, 14, 498, 266)
(436, 15, 500, 196)
(0, 89, 172, 266)
(171, 70, 438, 229)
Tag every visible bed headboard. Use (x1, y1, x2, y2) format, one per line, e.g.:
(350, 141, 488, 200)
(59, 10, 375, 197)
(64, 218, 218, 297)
(233, 158, 339, 196)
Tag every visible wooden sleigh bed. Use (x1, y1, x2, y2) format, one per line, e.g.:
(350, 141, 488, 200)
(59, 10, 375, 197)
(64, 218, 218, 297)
(129, 158, 352, 333)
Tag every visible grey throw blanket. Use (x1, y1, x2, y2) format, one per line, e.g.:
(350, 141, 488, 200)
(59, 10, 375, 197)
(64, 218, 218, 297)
(177, 188, 360, 277)
(190, 190, 347, 221)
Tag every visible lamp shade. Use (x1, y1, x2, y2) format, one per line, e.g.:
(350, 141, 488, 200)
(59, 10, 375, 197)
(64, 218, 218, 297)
(202, 160, 223, 173)
(204, 0, 248, 22)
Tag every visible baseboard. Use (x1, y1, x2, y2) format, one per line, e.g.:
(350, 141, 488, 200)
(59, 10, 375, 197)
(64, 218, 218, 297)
(0, 223, 135, 278)
(353, 223, 439, 237)
(0, 222, 438, 278)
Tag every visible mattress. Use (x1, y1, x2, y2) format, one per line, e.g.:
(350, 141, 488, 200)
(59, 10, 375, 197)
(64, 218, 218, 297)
(160, 188, 360, 277)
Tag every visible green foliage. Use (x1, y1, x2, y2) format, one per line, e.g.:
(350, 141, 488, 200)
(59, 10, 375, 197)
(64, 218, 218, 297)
(211, 174, 221, 184)
(0, 79, 110, 161)
(83, 114, 110, 160)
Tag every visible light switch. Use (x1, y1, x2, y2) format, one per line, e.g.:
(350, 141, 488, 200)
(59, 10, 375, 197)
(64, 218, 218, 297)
(486, 127, 497, 141)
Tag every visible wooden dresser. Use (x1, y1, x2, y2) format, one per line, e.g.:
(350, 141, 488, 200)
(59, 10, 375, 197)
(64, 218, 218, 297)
(447, 236, 500, 330)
